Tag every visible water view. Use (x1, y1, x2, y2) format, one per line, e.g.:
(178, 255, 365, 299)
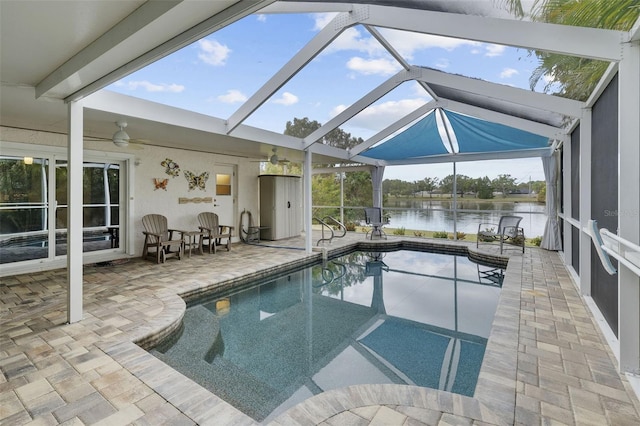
(384, 200, 547, 238)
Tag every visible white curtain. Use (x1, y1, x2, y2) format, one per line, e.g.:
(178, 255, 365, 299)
(541, 152, 562, 250)
(371, 166, 385, 208)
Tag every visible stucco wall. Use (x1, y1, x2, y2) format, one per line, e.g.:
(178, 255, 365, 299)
(0, 126, 262, 257)
(129, 144, 260, 255)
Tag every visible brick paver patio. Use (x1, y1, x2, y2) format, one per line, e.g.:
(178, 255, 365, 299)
(2, 233, 639, 425)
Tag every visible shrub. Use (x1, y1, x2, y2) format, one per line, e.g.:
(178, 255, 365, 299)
(393, 227, 406, 236)
(456, 232, 466, 240)
(508, 235, 526, 246)
(413, 231, 424, 237)
(345, 221, 357, 231)
(530, 235, 542, 246)
(433, 230, 448, 239)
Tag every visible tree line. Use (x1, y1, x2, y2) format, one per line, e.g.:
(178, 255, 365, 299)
(383, 175, 546, 199)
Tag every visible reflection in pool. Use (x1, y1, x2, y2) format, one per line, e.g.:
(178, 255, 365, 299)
(151, 250, 503, 422)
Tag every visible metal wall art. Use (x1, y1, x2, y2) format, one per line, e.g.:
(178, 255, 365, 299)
(161, 158, 180, 177)
(153, 178, 169, 191)
(184, 170, 209, 191)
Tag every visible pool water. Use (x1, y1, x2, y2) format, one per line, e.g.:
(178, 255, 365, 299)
(151, 250, 503, 422)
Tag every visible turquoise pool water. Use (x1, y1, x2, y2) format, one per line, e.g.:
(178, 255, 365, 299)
(151, 250, 503, 422)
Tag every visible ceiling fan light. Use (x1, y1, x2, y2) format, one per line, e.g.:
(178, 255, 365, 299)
(112, 129, 129, 147)
(270, 153, 278, 165)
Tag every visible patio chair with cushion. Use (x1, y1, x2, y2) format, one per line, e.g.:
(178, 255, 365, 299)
(142, 214, 183, 263)
(476, 215, 525, 254)
(364, 207, 387, 240)
(198, 212, 234, 253)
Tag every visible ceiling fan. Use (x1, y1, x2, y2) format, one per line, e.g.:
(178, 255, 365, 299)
(110, 121, 148, 149)
(112, 120, 130, 147)
(250, 147, 291, 165)
(268, 147, 290, 165)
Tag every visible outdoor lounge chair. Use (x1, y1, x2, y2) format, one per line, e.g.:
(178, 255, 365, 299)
(198, 212, 233, 253)
(476, 215, 525, 254)
(141, 214, 183, 263)
(364, 207, 387, 240)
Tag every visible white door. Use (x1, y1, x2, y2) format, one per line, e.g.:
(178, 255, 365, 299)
(213, 165, 236, 237)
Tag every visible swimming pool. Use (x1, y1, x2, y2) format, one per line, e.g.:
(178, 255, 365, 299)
(150, 249, 503, 422)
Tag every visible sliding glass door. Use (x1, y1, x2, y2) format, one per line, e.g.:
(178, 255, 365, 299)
(1, 150, 125, 266)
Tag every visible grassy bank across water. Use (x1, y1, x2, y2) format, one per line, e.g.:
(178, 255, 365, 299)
(338, 226, 542, 247)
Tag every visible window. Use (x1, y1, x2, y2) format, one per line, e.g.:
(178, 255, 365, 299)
(216, 173, 231, 196)
(0, 156, 49, 263)
(1, 151, 123, 265)
(54, 161, 121, 255)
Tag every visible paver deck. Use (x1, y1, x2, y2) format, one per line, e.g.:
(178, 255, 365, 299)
(2, 232, 639, 425)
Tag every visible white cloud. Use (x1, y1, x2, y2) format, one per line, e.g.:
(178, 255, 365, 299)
(313, 13, 339, 31)
(272, 92, 299, 106)
(500, 68, 519, 78)
(485, 44, 506, 57)
(197, 39, 231, 66)
(325, 27, 383, 56)
(116, 80, 184, 93)
(330, 98, 429, 131)
(346, 57, 401, 76)
(217, 89, 247, 103)
(378, 29, 481, 60)
(435, 58, 450, 69)
(256, 14, 266, 22)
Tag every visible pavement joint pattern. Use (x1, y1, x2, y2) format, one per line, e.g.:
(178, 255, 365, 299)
(2, 232, 639, 425)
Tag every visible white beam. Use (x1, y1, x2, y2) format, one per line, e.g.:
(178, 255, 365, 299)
(362, 4, 624, 61)
(562, 132, 572, 268)
(629, 15, 640, 42)
(350, 101, 437, 157)
(226, 10, 358, 133)
(308, 141, 351, 160)
(618, 40, 640, 375)
(437, 99, 567, 141)
(586, 62, 619, 108)
(579, 108, 592, 296)
(65, 0, 276, 102)
(414, 66, 584, 117)
(312, 165, 372, 175)
(37, 1, 182, 99)
(375, 147, 552, 166)
(303, 149, 313, 253)
(303, 68, 414, 148)
(83, 91, 301, 151)
(67, 101, 84, 323)
(364, 25, 436, 99)
(260, 1, 352, 14)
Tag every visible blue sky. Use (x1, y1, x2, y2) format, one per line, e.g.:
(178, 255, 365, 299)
(108, 11, 549, 184)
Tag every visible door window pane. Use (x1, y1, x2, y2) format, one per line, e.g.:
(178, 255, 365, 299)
(0, 156, 49, 264)
(216, 173, 231, 196)
(55, 161, 121, 255)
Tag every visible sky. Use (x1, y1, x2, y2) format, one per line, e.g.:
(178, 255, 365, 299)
(107, 8, 550, 184)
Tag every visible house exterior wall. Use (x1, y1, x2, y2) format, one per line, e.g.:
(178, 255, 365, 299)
(0, 125, 261, 268)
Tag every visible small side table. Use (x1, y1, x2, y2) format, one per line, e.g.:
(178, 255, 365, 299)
(181, 231, 204, 257)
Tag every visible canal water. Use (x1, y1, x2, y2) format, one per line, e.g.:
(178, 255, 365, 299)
(384, 199, 547, 238)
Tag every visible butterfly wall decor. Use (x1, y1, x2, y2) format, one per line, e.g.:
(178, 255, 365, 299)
(161, 158, 180, 177)
(153, 178, 168, 191)
(184, 170, 209, 191)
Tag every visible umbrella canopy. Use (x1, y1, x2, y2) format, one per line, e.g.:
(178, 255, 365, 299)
(363, 108, 551, 162)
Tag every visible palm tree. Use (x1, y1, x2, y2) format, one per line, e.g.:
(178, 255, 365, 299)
(501, 0, 640, 100)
